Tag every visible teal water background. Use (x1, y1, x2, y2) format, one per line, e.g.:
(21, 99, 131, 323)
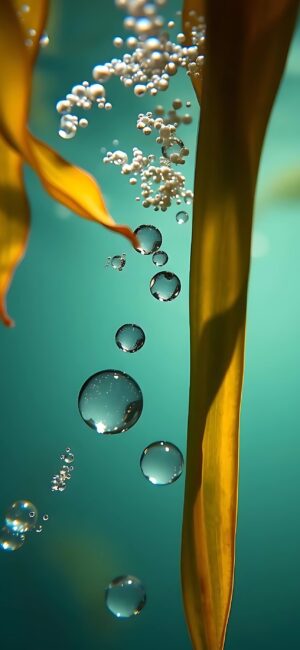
(0, 2, 299, 648)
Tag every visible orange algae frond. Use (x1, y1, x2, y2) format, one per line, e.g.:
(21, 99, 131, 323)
(182, 1, 298, 649)
(0, 0, 137, 326)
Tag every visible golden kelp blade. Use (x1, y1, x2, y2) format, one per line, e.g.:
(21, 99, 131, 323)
(182, 1, 298, 649)
(0, 139, 29, 326)
(0, 0, 137, 326)
(0, 0, 46, 325)
(182, 0, 205, 101)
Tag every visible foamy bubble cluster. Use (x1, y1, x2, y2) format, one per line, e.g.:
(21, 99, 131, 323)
(51, 448, 75, 493)
(56, 0, 205, 139)
(103, 102, 193, 211)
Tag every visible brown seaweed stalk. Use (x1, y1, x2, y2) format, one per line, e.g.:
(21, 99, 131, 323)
(181, 1, 299, 649)
(0, 0, 136, 326)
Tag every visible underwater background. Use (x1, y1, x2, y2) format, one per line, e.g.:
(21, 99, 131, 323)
(0, 1, 299, 648)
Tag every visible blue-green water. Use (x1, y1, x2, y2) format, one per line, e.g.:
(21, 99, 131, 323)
(0, 2, 299, 648)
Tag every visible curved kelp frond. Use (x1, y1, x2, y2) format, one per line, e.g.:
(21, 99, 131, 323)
(182, 1, 298, 649)
(0, 0, 137, 326)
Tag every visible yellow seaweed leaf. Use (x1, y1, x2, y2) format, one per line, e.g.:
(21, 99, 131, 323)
(0, 0, 137, 326)
(182, 1, 298, 649)
(182, 0, 205, 101)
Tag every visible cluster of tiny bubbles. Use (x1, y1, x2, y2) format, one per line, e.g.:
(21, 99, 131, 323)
(0, 499, 38, 552)
(60, 448, 75, 464)
(51, 448, 75, 493)
(176, 210, 189, 224)
(56, 0, 205, 138)
(134, 224, 162, 254)
(150, 271, 181, 301)
(152, 250, 168, 266)
(18, 0, 50, 50)
(78, 370, 143, 434)
(24, 30, 50, 49)
(105, 254, 126, 271)
(103, 103, 193, 211)
(157, 99, 193, 127)
(105, 575, 146, 618)
(34, 512, 49, 534)
(140, 441, 184, 485)
(115, 324, 145, 353)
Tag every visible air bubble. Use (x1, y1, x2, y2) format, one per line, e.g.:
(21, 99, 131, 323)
(59, 124, 77, 140)
(105, 575, 146, 618)
(152, 250, 168, 266)
(78, 370, 143, 434)
(0, 527, 25, 552)
(161, 137, 184, 160)
(150, 272, 181, 301)
(115, 324, 145, 353)
(39, 31, 49, 47)
(140, 441, 184, 485)
(176, 210, 189, 224)
(111, 255, 126, 271)
(134, 225, 162, 255)
(5, 500, 38, 534)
